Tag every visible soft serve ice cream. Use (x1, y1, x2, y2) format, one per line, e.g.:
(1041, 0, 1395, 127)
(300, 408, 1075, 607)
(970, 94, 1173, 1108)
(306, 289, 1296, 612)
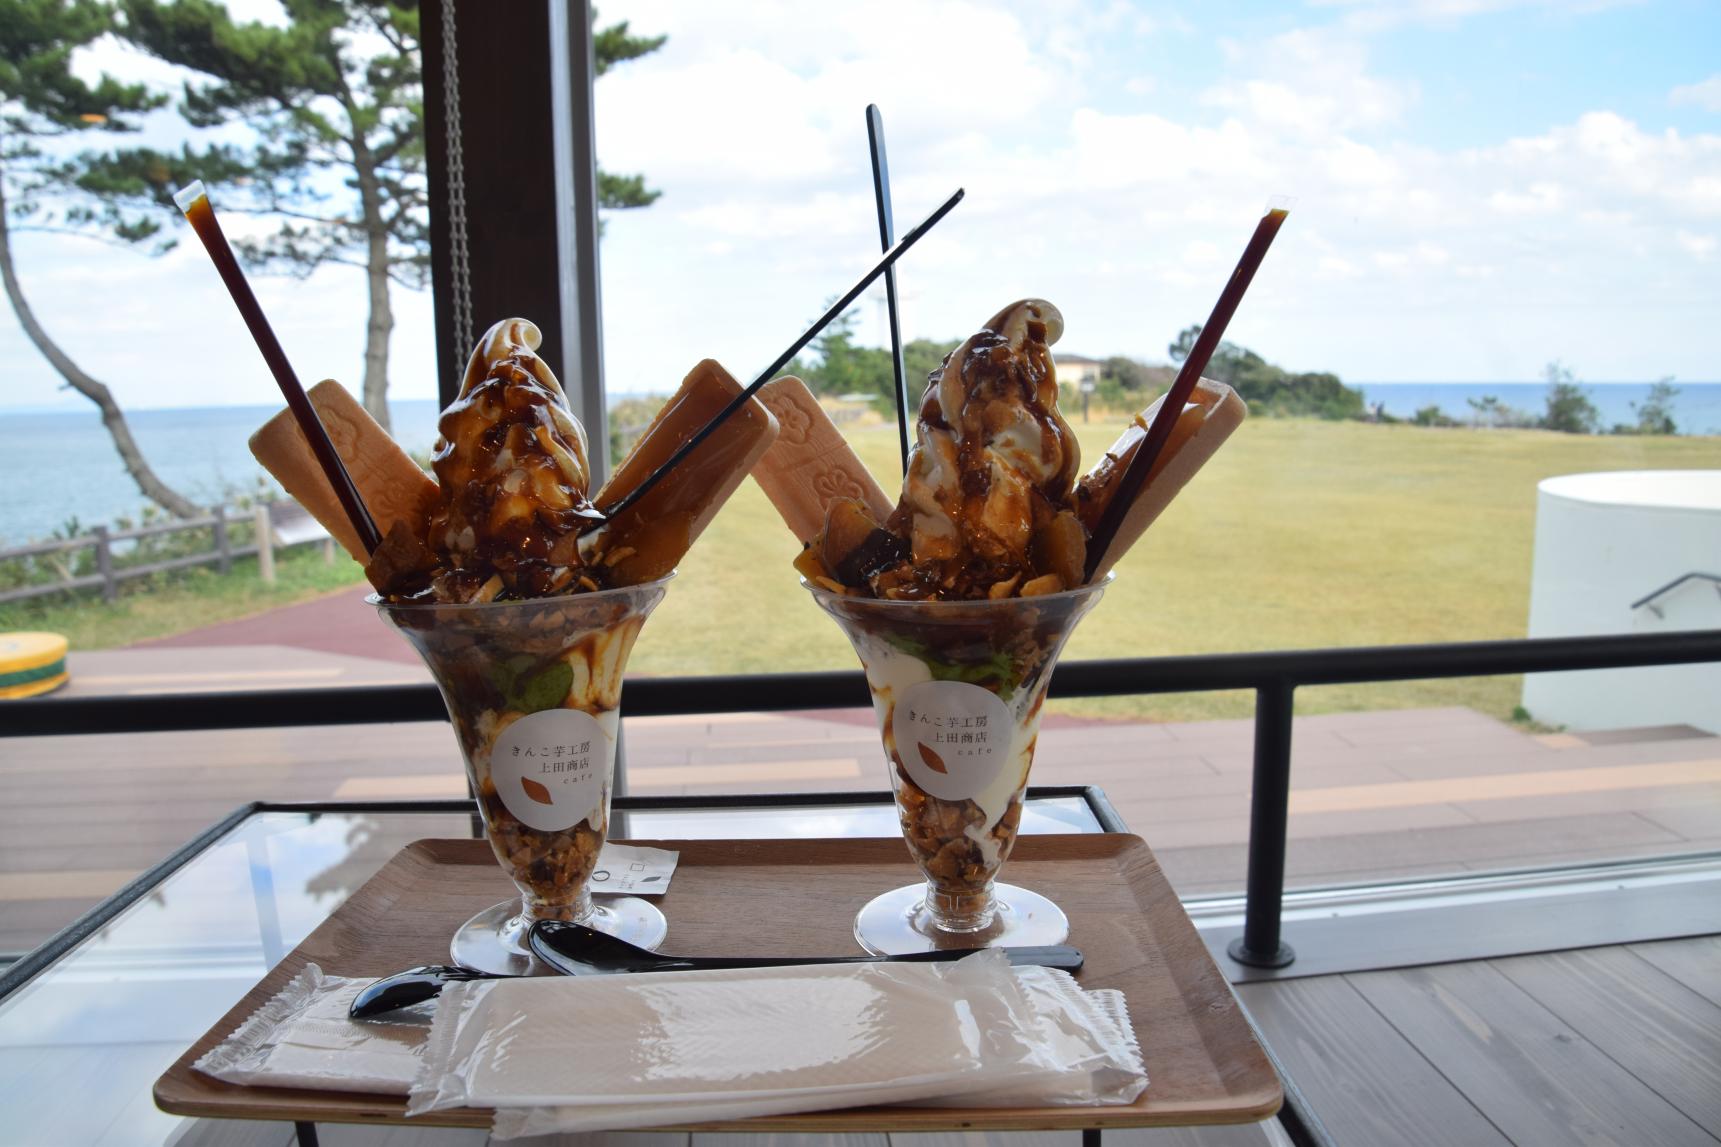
(421, 318, 602, 601)
(795, 299, 1088, 600)
(796, 300, 1102, 922)
(340, 318, 778, 933)
(365, 319, 605, 602)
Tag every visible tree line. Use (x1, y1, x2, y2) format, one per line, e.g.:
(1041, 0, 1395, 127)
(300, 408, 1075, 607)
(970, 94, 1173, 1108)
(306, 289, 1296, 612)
(789, 315, 1367, 421)
(793, 313, 1686, 440)
(1404, 363, 1683, 436)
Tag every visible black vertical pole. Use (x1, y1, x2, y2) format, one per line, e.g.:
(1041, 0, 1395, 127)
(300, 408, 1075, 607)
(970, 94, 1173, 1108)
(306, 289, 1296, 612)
(866, 105, 912, 473)
(1229, 678, 1296, 968)
(549, 0, 611, 482)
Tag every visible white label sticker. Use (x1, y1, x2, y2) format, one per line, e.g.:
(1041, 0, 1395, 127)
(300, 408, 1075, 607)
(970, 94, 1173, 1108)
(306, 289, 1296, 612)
(891, 679, 1014, 803)
(588, 843, 679, 896)
(491, 709, 611, 832)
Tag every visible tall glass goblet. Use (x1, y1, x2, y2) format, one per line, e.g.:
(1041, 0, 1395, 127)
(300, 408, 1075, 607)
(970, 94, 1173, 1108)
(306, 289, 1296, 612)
(808, 577, 1107, 954)
(375, 577, 669, 974)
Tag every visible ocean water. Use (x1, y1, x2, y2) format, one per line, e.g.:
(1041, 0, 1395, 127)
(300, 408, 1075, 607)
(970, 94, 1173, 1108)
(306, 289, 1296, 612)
(2, 384, 1718, 546)
(0, 400, 443, 547)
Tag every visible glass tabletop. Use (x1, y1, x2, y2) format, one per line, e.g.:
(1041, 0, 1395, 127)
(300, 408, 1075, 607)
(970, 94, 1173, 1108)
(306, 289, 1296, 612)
(0, 792, 1108, 1147)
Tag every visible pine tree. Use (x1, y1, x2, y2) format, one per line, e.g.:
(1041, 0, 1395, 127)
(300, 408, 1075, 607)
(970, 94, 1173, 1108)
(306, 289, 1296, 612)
(97, 0, 665, 431)
(0, 0, 200, 519)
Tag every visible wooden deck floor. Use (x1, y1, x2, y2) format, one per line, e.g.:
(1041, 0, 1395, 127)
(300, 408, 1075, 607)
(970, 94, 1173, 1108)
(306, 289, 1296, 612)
(1240, 934, 1721, 1146)
(4, 645, 1721, 957)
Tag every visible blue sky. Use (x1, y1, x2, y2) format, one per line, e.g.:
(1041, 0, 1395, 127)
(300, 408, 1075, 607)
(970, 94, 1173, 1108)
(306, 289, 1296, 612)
(1086, 2, 1720, 147)
(2, 0, 1717, 412)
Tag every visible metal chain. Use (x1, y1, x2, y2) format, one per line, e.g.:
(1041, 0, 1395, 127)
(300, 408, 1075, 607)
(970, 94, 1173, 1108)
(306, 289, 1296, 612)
(439, 0, 474, 362)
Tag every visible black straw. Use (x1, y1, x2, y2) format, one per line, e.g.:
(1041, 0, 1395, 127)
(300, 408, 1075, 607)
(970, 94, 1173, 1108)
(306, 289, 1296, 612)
(866, 105, 912, 475)
(174, 181, 383, 556)
(1082, 202, 1290, 583)
(598, 186, 966, 520)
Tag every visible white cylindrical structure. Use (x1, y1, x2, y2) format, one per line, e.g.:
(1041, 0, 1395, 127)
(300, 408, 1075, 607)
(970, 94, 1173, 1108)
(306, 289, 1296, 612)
(1522, 471, 1721, 734)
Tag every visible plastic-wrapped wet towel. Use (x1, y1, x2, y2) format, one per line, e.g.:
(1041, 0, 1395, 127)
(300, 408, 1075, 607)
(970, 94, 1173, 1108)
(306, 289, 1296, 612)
(193, 954, 1145, 1137)
(488, 961, 1147, 1138)
(412, 950, 1146, 1137)
(932, 965, 1146, 1108)
(195, 964, 430, 1093)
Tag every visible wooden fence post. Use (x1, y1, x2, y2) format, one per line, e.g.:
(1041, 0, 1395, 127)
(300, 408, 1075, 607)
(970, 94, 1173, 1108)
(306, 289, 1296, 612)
(92, 526, 116, 603)
(212, 506, 232, 574)
(254, 505, 276, 585)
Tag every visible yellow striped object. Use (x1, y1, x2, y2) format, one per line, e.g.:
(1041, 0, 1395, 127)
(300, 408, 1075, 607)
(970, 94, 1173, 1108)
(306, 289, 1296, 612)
(0, 632, 70, 700)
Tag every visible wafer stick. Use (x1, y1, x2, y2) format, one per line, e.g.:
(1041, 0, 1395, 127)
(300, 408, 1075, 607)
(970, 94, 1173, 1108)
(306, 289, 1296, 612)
(1076, 379, 1247, 582)
(175, 180, 382, 556)
(250, 380, 438, 562)
(590, 360, 779, 585)
(1082, 201, 1288, 582)
(752, 376, 894, 546)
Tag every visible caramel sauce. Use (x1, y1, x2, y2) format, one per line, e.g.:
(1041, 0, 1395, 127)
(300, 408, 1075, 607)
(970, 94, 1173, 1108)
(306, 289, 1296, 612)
(591, 361, 775, 586)
(421, 325, 601, 602)
(859, 301, 1085, 600)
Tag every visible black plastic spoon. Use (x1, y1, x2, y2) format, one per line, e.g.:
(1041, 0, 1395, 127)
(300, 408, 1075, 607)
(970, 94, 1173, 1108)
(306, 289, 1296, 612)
(530, 919, 1083, 976)
(348, 965, 507, 1019)
(349, 922, 1082, 1019)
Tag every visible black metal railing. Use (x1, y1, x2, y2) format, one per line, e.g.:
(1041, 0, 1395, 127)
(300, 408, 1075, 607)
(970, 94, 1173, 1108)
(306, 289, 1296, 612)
(8, 626, 1721, 968)
(1632, 571, 1721, 617)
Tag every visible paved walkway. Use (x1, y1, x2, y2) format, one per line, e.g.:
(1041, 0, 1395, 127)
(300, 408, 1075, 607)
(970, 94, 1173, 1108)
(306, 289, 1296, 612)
(135, 586, 419, 665)
(0, 589, 1716, 955)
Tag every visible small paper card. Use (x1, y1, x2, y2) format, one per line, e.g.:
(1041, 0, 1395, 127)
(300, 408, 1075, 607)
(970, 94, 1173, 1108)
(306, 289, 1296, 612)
(589, 843, 678, 896)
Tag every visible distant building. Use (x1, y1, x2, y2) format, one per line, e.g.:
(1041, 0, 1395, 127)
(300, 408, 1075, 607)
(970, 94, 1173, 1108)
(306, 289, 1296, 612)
(1055, 354, 1104, 390)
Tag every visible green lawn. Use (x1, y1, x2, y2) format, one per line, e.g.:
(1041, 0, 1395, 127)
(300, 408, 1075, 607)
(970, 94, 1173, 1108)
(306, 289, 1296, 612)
(0, 546, 367, 651)
(628, 417, 1719, 722)
(12, 419, 1714, 724)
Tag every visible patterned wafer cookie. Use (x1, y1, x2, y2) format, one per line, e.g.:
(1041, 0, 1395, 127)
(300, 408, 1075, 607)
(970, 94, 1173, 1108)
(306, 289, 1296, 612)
(752, 376, 893, 546)
(249, 380, 439, 562)
(1078, 378, 1247, 582)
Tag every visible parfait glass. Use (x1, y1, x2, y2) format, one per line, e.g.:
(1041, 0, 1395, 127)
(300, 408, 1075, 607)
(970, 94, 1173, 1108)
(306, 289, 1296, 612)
(808, 577, 1107, 954)
(375, 577, 669, 974)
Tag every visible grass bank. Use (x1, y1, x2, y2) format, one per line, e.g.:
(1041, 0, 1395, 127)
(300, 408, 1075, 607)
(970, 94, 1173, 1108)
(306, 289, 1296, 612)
(0, 546, 367, 650)
(628, 417, 1719, 722)
(10, 419, 1713, 723)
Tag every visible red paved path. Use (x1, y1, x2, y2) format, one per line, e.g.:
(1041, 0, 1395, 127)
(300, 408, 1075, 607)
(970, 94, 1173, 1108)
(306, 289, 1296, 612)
(134, 586, 419, 665)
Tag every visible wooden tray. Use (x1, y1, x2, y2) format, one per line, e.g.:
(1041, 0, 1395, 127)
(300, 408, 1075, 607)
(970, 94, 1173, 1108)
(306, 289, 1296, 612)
(155, 835, 1281, 1132)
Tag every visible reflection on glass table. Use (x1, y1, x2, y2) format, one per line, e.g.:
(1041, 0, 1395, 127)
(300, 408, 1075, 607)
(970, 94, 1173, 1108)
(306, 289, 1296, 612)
(0, 790, 1113, 1147)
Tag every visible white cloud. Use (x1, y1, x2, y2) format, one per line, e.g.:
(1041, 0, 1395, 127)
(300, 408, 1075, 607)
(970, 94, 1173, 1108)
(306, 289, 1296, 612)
(1676, 231, 1716, 258)
(1201, 27, 1411, 136)
(1490, 182, 1566, 214)
(7, 0, 1721, 429)
(1316, 255, 1362, 279)
(1670, 75, 1721, 113)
